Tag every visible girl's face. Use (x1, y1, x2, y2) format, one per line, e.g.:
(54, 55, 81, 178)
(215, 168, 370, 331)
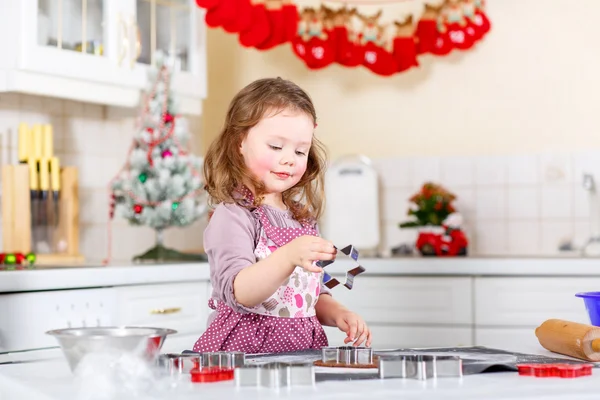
(240, 108, 314, 203)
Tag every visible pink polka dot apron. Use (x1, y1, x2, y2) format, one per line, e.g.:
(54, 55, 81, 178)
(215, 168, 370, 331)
(192, 197, 328, 353)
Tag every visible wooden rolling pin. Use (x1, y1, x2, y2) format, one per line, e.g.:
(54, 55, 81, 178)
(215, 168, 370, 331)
(535, 319, 600, 361)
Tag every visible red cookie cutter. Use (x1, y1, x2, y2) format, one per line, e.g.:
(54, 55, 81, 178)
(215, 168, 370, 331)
(517, 363, 593, 378)
(190, 366, 235, 383)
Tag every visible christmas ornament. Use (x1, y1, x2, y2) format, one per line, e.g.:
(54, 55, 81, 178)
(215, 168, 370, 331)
(172, 202, 180, 210)
(443, 0, 475, 51)
(163, 113, 174, 124)
(294, 7, 335, 70)
(134, 204, 144, 214)
(15, 253, 25, 264)
(205, 0, 236, 28)
(4, 254, 16, 265)
(26, 252, 36, 264)
(239, 0, 271, 47)
(357, 10, 397, 76)
(330, 6, 362, 67)
(222, 0, 253, 33)
(161, 150, 173, 158)
(473, 0, 491, 35)
(139, 172, 148, 183)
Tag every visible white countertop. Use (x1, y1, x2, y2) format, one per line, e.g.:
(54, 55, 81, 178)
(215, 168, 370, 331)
(0, 347, 598, 400)
(2, 257, 600, 293)
(0, 263, 209, 293)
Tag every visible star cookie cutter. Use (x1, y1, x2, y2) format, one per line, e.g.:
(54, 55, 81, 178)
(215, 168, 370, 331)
(378, 355, 463, 380)
(316, 244, 365, 289)
(234, 362, 315, 388)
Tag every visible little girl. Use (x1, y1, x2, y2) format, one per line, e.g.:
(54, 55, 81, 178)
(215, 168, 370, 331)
(192, 77, 371, 354)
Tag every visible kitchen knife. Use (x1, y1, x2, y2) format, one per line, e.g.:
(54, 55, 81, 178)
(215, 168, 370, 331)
(42, 124, 60, 252)
(29, 125, 44, 252)
(50, 157, 61, 232)
(28, 158, 41, 252)
(18, 123, 30, 164)
(39, 157, 51, 253)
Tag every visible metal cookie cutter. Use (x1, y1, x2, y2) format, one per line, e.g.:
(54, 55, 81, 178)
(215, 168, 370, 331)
(316, 244, 366, 289)
(235, 362, 315, 388)
(157, 353, 201, 376)
(378, 355, 463, 381)
(158, 351, 244, 375)
(197, 351, 245, 368)
(322, 346, 373, 365)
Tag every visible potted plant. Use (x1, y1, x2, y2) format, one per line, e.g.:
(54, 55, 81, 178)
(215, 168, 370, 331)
(399, 182, 468, 256)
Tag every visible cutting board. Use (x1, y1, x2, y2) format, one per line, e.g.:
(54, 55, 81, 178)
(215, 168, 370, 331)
(321, 155, 380, 252)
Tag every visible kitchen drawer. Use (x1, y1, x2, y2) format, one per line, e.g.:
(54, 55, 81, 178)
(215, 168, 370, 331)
(0, 288, 116, 352)
(326, 277, 473, 325)
(323, 325, 473, 349)
(115, 282, 209, 336)
(474, 277, 593, 327)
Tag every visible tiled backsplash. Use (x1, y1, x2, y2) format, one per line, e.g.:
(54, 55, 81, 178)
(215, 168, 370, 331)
(1, 92, 597, 260)
(0, 93, 206, 263)
(373, 152, 600, 256)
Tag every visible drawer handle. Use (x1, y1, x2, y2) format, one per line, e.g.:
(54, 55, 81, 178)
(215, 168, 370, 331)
(150, 307, 182, 315)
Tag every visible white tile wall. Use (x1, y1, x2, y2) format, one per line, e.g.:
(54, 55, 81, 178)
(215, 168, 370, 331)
(373, 151, 600, 256)
(0, 93, 206, 263)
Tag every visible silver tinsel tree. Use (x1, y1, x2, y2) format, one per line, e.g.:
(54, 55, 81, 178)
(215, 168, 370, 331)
(109, 52, 208, 262)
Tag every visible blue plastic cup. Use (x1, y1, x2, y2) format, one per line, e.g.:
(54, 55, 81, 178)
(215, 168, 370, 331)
(575, 292, 600, 326)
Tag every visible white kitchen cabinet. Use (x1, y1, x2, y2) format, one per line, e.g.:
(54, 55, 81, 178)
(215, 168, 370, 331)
(0, 287, 117, 352)
(324, 325, 472, 349)
(0, 281, 209, 357)
(0, 0, 206, 114)
(473, 277, 594, 327)
(115, 282, 209, 336)
(329, 277, 473, 325)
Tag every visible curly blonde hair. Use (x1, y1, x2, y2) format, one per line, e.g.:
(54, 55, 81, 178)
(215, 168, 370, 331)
(203, 77, 328, 223)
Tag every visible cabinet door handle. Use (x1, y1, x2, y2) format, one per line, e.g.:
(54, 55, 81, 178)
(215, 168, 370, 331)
(150, 307, 182, 315)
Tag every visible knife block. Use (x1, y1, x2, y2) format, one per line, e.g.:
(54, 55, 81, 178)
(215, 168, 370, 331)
(1, 164, 84, 265)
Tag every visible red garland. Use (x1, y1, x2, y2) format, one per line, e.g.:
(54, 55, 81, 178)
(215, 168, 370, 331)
(194, 0, 492, 77)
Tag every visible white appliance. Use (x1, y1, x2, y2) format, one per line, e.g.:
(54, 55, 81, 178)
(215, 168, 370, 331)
(321, 155, 380, 253)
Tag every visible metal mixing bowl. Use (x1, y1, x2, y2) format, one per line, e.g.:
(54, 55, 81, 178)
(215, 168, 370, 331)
(46, 326, 177, 372)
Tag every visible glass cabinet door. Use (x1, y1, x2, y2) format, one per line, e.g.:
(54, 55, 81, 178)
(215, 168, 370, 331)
(38, 0, 106, 57)
(136, 0, 192, 73)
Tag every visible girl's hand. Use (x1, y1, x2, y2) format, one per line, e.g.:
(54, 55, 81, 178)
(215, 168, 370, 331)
(334, 311, 372, 347)
(280, 235, 336, 273)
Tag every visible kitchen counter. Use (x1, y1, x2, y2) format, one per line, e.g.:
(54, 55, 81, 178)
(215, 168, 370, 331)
(0, 347, 598, 400)
(2, 257, 600, 293)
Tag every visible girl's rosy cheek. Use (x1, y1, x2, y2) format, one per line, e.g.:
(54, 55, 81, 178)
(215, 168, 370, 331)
(248, 154, 275, 175)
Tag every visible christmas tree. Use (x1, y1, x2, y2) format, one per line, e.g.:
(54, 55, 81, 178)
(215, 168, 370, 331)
(109, 52, 208, 262)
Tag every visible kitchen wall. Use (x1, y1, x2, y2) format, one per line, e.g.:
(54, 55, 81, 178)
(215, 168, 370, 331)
(200, 0, 600, 257)
(0, 93, 207, 263)
(201, 0, 599, 158)
(1, 0, 598, 261)
(374, 151, 599, 256)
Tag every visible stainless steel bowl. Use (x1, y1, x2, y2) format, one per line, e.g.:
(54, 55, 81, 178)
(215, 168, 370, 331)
(46, 326, 177, 372)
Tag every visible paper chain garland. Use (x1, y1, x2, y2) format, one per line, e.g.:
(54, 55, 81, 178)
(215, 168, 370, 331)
(194, 0, 491, 76)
